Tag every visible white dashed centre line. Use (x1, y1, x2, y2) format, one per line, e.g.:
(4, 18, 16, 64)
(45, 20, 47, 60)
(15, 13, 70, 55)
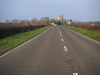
(58, 28, 78, 75)
(64, 46, 68, 52)
(73, 73, 78, 75)
(61, 38, 64, 42)
(58, 28, 63, 38)
(60, 32, 62, 37)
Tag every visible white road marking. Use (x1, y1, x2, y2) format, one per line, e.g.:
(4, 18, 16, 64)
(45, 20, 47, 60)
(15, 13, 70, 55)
(64, 46, 68, 52)
(73, 73, 78, 75)
(58, 28, 63, 37)
(61, 38, 64, 42)
(59, 32, 63, 37)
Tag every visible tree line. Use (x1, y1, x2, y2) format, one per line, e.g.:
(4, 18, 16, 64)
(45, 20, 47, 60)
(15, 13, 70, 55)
(0, 17, 57, 38)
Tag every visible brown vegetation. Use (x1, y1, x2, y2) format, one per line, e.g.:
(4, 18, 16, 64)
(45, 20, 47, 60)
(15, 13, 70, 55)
(68, 22, 100, 33)
(0, 17, 51, 38)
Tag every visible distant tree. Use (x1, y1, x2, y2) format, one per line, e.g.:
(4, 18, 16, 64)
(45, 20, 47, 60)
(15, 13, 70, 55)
(40, 17, 50, 25)
(31, 18, 38, 25)
(11, 19, 20, 24)
(5, 20, 10, 23)
(20, 20, 31, 25)
(50, 19, 56, 24)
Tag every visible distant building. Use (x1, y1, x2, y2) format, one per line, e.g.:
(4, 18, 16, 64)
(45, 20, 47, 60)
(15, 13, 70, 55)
(56, 16, 63, 22)
(56, 15, 64, 25)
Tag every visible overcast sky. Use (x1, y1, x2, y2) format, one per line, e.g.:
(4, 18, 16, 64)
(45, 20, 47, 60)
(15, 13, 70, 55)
(0, 0, 100, 22)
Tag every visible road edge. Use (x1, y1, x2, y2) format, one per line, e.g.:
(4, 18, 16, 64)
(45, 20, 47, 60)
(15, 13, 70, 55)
(67, 27, 100, 44)
(0, 28, 51, 59)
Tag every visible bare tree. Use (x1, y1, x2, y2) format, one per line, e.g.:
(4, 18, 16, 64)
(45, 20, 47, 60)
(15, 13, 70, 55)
(31, 18, 38, 25)
(40, 17, 50, 25)
(11, 19, 20, 24)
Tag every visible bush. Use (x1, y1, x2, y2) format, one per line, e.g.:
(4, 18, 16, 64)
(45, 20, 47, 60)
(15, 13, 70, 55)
(0, 23, 45, 38)
(69, 22, 100, 33)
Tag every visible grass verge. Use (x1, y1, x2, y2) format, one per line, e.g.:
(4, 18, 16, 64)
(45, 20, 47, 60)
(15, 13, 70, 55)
(0, 26, 51, 55)
(63, 25, 100, 42)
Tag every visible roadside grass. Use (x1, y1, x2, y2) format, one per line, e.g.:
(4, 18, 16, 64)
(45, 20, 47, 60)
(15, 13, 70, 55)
(63, 25, 100, 42)
(0, 26, 51, 55)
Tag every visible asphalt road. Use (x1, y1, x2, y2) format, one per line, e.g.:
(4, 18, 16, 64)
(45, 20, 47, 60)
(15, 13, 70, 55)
(0, 26, 100, 75)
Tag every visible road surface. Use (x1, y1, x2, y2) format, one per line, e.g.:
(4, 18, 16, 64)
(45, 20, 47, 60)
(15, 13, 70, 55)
(0, 26, 100, 75)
